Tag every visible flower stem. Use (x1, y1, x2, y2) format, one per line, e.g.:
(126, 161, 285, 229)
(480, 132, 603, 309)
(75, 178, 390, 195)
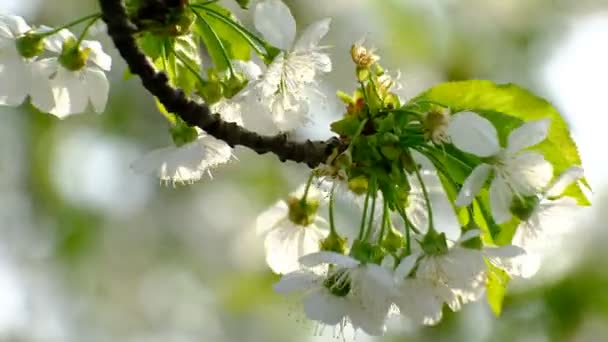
(357, 187, 371, 241)
(364, 177, 377, 241)
(328, 182, 338, 235)
(36, 13, 101, 38)
(410, 150, 435, 233)
(377, 198, 389, 243)
(300, 173, 316, 206)
(75, 15, 103, 46)
(396, 204, 412, 255)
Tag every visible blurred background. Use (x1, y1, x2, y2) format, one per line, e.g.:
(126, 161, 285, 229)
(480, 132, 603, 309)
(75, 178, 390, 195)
(0, 0, 607, 341)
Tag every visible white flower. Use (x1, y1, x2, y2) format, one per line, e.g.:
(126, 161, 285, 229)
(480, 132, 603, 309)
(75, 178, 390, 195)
(511, 166, 584, 277)
(0, 14, 48, 106)
(448, 112, 554, 223)
(393, 231, 525, 325)
(253, 0, 332, 131)
(29, 29, 111, 118)
(256, 185, 329, 274)
(130, 100, 241, 185)
(274, 251, 395, 336)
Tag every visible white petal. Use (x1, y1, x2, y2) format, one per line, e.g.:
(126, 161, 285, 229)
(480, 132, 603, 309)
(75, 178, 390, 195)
(303, 288, 349, 325)
(455, 164, 492, 206)
(484, 245, 528, 278)
(264, 225, 327, 274)
(294, 18, 331, 52)
(458, 229, 482, 243)
(255, 201, 288, 236)
(447, 111, 501, 157)
(490, 176, 513, 224)
(311, 51, 332, 73)
(0, 54, 29, 106)
(394, 253, 420, 280)
(545, 166, 584, 198)
(273, 271, 317, 294)
(396, 279, 446, 326)
(506, 151, 553, 196)
(84, 67, 109, 113)
(44, 29, 74, 53)
(299, 251, 359, 268)
(0, 14, 31, 37)
(81, 40, 112, 71)
(49, 68, 88, 117)
(506, 118, 551, 154)
(231, 60, 262, 80)
(28, 58, 56, 112)
(254, 0, 296, 50)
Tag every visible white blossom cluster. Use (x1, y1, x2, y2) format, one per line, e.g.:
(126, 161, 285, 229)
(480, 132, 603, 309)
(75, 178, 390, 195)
(0, 14, 111, 118)
(255, 112, 586, 336)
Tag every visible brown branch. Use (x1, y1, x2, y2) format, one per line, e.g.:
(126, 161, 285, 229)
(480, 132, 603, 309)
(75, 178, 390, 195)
(98, 0, 339, 168)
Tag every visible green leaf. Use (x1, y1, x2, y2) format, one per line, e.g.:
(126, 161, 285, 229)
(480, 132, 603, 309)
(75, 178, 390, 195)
(192, 4, 252, 71)
(486, 261, 511, 316)
(415, 80, 589, 206)
(331, 117, 362, 137)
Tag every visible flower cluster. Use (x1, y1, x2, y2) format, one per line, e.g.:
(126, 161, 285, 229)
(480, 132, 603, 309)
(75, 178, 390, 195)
(255, 38, 588, 335)
(0, 14, 110, 118)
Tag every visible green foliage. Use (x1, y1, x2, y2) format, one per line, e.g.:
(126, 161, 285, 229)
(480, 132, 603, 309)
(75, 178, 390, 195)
(415, 80, 589, 205)
(486, 261, 511, 316)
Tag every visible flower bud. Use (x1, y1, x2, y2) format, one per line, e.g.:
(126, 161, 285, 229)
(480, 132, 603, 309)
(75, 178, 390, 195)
(348, 176, 368, 195)
(319, 231, 347, 254)
(170, 123, 198, 146)
(15, 33, 44, 58)
(58, 37, 90, 71)
(350, 42, 379, 69)
(423, 108, 450, 144)
(287, 195, 319, 226)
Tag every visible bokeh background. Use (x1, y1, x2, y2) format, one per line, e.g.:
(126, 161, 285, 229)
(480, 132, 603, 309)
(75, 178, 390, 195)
(0, 0, 607, 341)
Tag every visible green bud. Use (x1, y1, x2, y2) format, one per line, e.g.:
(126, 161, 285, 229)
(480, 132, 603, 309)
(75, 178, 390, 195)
(319, 231, 347, 254)
(349, 239, 374, 263)
(421, 229, 449, 255)
(511, 195, 540, 221)
(58, 37, 90, 71)
(382, 226, 404, 253)
(348, 176, 368, 195)
(287, 195, 319, 226)
(170, 124, 198, 146)
(15, 33, 44, 58)
(235, 0, 250, 9)
(356, 66, 370, 82)
(222, 73, 247, 99)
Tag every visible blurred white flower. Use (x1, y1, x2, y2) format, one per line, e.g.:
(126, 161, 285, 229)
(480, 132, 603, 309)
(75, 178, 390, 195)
(0, 14, 48, 106)
(131, 100, 241, 186)
(30, 29, 111, 118)
(274, 251, 395, 336)
(252, 0, 332, 131)
(393, 231, 525, 325)
(256, 185, 328, 274)
(511, 166, 585, 277)
(448, 112, 553, 223)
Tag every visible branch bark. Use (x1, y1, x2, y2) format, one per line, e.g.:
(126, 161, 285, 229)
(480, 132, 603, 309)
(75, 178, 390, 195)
(98, 0, 339, 168)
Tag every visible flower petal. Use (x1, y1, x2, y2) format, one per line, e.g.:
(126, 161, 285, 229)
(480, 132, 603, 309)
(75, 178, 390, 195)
(394, 253, 420, 281)
(506, 118, 551, 154)
(299, 251, 359, 268)
(254, 0, 296, 50)
(28, 58, 56, 112)
(303, 288, 349, 325)
(84, 67, 109, 113)
(506, 151, 553, 196)
(273, 271, 317, 294)
(81, 40, 112, 71)
(255, 200, 288, 236)
(490, 176, 514, 224)
(0, 14, 31, 38)
(44, 29, 74, 54)
(0, 54, 29, 106)
(447, 111, 501, 157)
(49, 68, 88, 117)
(294, 18, 331, 52)
(455, 164, 492, 206)
(545, 165, 584, 198)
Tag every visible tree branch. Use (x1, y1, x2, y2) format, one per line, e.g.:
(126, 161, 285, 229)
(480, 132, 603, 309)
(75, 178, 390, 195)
(98, 0, 339, 168)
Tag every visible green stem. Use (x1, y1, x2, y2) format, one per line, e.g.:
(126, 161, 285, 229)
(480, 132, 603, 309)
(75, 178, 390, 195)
(158, 43, 179, 125)
(328, 182, 338, 235)
(171, 43, 206, 88)
(358, 188, 371, 241)
(410, 150, 435, 232)
(364, 178, 377, 241)
(191, 8, 236, 76)
(36, 13, 101, 37)
(75, 16, 102, 46)
(300, 173, 316, 206)
(377, 199, 389, 243)
(396, 204, 412, 255)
